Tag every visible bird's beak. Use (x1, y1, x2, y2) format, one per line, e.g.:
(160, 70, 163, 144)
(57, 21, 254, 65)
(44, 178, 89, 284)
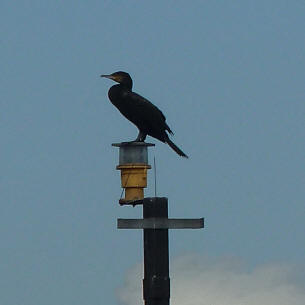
(100, 74, 112, 79)
(101, 74, 121, 83)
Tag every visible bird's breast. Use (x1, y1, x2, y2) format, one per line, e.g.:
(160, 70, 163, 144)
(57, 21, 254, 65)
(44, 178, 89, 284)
(108, 85, 129, 105)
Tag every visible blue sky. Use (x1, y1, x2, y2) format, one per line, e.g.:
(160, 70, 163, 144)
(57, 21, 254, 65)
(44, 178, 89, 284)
(1, 1, 305, 304)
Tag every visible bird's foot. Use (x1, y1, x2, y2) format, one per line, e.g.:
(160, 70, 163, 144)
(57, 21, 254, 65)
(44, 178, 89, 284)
(121, 141, 134, 145)
(121, 140, 145, 145)
(133, 138, 146, 143)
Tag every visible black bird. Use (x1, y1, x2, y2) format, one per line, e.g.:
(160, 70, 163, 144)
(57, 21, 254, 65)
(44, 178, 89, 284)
(101, 71, 188, 158)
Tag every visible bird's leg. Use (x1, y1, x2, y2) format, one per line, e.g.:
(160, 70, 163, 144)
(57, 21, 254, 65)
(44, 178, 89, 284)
(135, 131, 147, 142)
(121, 131, 147, 144)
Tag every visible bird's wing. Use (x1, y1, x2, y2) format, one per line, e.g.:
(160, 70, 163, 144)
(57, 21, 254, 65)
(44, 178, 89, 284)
(121, 91, 173, 138)
(125, 91, 166, 119)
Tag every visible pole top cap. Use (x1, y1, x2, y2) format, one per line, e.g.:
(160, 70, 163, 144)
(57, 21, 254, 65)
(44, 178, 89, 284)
(112, 142, 155, 147)
(112, 141, 155, 165)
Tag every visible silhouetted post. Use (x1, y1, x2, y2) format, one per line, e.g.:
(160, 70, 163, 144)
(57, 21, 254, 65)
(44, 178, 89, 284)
(143, 197, 170, 305)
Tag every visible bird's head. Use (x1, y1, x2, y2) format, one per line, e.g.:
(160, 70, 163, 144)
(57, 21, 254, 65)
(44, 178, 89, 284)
(101, 71, 133, 89)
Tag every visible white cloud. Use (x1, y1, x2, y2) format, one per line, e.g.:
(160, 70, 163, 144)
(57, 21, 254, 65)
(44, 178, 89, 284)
(117, 254, 305, 305)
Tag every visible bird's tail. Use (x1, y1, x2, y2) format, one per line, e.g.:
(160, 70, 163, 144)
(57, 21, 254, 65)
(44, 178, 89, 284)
(166, 138, 188, 158)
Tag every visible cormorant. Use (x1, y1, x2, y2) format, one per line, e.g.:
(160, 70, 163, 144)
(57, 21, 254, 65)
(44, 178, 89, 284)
(101, 71, 188, 158)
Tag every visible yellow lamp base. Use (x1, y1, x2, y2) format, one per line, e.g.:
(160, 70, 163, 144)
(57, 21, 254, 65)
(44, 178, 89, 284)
(116, 164, 151, 203)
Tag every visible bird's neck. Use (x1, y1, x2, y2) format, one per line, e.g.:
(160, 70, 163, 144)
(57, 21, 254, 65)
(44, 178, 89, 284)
(123, 83, 132, 90)
(120, 78, 133, 90)
(122, 84, 132, 90)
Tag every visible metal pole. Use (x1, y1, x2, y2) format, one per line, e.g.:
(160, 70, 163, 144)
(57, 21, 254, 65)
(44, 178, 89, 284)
(143, 197, 170, 305)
